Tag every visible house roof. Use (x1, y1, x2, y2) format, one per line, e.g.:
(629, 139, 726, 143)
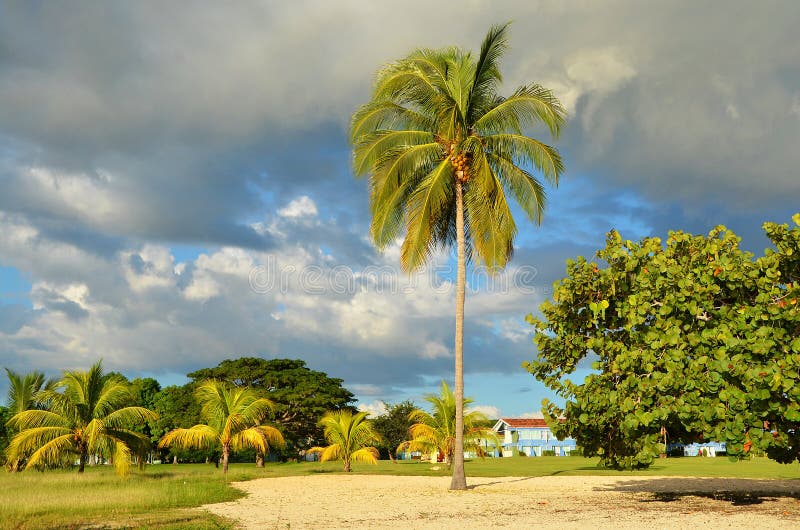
(498, 418, 549, 428)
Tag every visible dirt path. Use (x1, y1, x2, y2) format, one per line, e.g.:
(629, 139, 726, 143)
(203, 474, 800, 529)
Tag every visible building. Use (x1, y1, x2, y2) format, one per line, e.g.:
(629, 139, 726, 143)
(492, 418, 577, 457)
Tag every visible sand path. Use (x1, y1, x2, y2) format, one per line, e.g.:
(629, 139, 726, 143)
(203, 474, 800, 529)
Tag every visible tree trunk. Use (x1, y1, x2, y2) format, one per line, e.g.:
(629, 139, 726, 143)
(344, 457, 351, 473)
(222, 445, 230, 474)
(450, 178, 467, 491)
(256, 453, 264, 467)
(78, 449, 87, 473)
(388, 451, 396, 464)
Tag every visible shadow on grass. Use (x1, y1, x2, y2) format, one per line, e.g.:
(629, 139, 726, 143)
(599, 477, 800, 506)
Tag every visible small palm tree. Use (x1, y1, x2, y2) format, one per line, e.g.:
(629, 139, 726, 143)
(157, 380, 284, 473)
(308, 410, 381, 472)
(5, 368, 56, 414)
(397, 381, 498, 466)
(4, 368, 56, 470)
(351, 23, 565, 489)
(5, 362, 157, 476)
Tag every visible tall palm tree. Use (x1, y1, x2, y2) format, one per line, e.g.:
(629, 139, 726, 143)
(158, 380, 284, 474)
(397, 381, 498, 465)
(350, 23, 565, 489)
(5, 361, 157, 476)
(308, 410, 381, 472)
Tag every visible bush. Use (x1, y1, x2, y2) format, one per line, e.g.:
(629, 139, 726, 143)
(569, 447, 583, 457)
(541, 450, 556, 456)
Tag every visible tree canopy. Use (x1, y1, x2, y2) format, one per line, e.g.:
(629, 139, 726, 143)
(398, 381, 498, 466)
(371, 400, 417, 460)
(308, 410, 381, 472)
(6, 362, 157, 476)
(158, 380, 284, 473)
(527, 214, 800, 469)
(187, 357, 355, 453)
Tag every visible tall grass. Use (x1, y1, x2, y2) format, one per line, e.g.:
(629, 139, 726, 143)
(2, 456, 798, 529)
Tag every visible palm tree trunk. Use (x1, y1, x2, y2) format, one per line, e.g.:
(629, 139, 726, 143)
(256, 452, 264, 467)
(78, 448, 87, 473)
(222, 445, 230, 474)
(344, 456, 351, 472)
(450, 178, 467, 491)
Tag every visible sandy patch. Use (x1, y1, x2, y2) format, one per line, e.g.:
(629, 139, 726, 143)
(203, 474, 800, 529)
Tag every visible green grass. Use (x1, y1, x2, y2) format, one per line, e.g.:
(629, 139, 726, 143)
(2, 457, 799, 529)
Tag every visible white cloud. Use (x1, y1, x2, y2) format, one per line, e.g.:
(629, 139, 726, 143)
(468, 405, 501, 419)
(277, 196, 318, 219)
(519, 411, 545, 419)
(357, 400, 388, 417)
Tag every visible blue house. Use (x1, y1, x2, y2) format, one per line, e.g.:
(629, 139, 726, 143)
(492, 418, 577, 456)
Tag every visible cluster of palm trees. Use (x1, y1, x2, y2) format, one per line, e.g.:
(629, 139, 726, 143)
(4, 362, 498, 476)
(3, 362, 286, 476)
(308, 381, 499, 471)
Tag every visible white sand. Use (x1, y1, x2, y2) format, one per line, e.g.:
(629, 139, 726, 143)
(202, 474, 800, 529)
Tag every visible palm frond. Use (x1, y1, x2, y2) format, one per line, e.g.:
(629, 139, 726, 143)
(487, 152, 547, 224)
(6, 426, 73, 462)
(104, 406, 159, 429)
(6, 409, 69, 431)
(369, 143, 442, 248)
(24, 433, 76, 470)
(350, 100, 434, 143)
(158, 424, 219, 451)
(353, 130, 435, 176)
(349, 447, 379, 465)
(400, 160, 454, 271)
(467, 23, 510, 123)
(483, 133, 563, 184)
(112, 440, 132, 477)
(474, 84, 567, 137)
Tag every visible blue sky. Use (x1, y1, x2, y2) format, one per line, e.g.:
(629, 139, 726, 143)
(0, 1, 799, 418)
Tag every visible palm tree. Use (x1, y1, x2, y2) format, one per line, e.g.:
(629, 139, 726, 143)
(4, 368, 56, 471)
(308, 410, 381, 472)
(157, 380, 284, 474)
(5, 361, 157, 476)
(397, 381, 498, 465)
(5, 368, 55, 414)
(350, 23, 565, 489)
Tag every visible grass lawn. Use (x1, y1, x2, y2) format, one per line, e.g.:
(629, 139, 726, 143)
(2, 456, 799, 529)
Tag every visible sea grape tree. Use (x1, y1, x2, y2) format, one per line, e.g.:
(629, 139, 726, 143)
(526, 214, 800, 469)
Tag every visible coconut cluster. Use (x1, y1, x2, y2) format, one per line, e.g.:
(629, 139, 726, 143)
(449, 152, 470, 182)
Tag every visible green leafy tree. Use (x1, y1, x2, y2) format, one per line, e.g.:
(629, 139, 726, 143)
(5, 361, 157, 476)
(0, 406, 11, 466)
(527, 214, 800, 469)
(148, 384, 206, 463)
(188, 358, 355, 455)
(308, 410, 381, 472)
(351, 23, 565, 489)
(157, 380, 284, 473)
(398, 381, 498, 465)
(371, 400, 416, 461)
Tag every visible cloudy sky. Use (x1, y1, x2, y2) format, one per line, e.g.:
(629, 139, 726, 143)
(1, 1, 798, 417)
